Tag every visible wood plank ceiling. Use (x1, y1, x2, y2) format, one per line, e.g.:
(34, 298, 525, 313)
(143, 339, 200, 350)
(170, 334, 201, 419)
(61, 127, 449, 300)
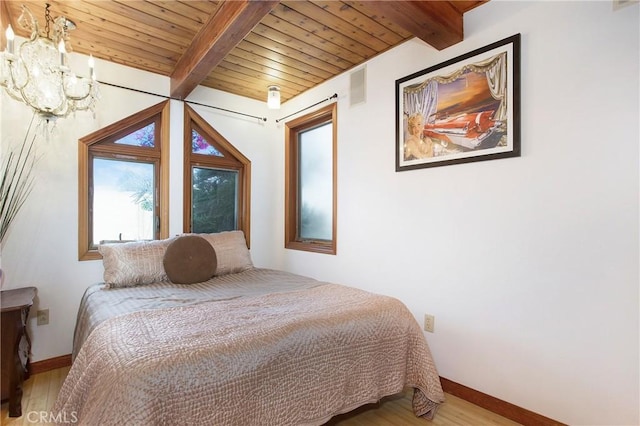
(1, 1, 487, 104)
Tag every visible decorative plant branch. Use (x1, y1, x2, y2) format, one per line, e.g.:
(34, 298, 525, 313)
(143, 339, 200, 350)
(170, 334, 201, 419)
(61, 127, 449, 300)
(0, 115, 37, 245)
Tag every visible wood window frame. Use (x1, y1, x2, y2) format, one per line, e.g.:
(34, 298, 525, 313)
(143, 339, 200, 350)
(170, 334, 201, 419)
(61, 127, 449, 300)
(183, 105, 251, 247)
(78, 101, 170, 261)
(284, 102, 337, 255)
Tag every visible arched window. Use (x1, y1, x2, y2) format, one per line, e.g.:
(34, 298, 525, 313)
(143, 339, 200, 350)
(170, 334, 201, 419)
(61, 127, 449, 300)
(183, 105, 251, 245)
(78, 101, 170, 260)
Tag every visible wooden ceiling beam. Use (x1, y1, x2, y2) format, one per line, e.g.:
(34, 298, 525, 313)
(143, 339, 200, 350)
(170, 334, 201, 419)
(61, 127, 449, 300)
(170, 0, 280, 100)
(1, 0, 11, 51)
(358, 1, 464, 51)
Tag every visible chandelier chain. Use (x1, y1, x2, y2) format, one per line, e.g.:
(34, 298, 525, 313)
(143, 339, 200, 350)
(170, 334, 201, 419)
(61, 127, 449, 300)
(44, 3, 51, 39)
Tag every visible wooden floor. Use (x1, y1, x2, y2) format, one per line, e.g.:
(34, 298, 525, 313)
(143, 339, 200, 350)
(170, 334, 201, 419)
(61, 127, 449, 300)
(2, 367, 520, 425)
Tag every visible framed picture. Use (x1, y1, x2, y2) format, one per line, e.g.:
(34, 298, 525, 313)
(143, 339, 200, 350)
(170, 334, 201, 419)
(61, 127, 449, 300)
(396, 34, 521, 171)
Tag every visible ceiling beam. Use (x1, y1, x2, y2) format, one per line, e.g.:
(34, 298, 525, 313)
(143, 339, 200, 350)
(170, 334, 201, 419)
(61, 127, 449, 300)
(0, 0, 10, 50)
(170, 0, 280, 100)
(358, 1, 464, 51)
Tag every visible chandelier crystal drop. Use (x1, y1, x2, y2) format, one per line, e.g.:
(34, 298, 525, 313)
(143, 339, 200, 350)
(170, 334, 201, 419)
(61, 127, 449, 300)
(1, 4, 99, 122)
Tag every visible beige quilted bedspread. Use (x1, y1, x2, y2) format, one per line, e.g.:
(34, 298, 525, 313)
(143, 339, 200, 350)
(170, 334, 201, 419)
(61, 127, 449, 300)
(54, 282, 444, 425)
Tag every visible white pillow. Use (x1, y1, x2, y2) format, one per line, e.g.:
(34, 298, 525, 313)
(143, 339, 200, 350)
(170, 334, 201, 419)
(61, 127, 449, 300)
(98, 238, 175, 288)
(197, 230, 253, 276)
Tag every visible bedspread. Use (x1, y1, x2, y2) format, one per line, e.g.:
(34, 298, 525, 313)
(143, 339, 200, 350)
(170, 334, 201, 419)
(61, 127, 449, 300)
(54, 278, 444, 425)
(72, 268, 322, 358)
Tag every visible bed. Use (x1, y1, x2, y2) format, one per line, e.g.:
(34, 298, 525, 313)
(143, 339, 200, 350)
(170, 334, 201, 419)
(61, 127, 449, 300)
(53, 231, 444, 425)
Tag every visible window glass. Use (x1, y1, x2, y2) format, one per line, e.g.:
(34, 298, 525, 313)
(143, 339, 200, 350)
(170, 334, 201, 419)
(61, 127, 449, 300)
(92, 158, 155, 244)
(191, 167, 238, 233)
(299, 123, 332, 240)
(114, 122, 155, 147)
(192, 129, 223, 156)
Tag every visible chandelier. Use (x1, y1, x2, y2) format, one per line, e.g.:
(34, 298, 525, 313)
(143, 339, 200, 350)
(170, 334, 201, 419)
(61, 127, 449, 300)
(1, 3, 98, 122)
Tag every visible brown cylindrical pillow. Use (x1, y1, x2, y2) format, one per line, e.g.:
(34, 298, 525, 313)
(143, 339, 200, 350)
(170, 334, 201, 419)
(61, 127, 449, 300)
(163, 235, 217, 284)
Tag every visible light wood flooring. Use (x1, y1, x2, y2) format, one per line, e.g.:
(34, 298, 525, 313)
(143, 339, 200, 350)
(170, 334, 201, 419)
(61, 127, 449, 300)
(1, 367, 521, 425)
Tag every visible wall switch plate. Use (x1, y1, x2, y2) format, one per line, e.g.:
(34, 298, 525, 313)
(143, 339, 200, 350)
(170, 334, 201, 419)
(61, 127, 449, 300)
(424, 314, 435, 333)
(37, 309, 49, 326)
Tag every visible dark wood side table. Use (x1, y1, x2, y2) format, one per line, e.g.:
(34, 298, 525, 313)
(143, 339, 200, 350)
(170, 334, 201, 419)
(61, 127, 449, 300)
(1, 286, 36, 417)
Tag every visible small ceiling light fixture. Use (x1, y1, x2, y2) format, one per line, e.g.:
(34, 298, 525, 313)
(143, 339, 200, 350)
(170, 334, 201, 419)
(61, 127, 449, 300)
(267, 85, 280, 109)
(1, 3, 99, 123)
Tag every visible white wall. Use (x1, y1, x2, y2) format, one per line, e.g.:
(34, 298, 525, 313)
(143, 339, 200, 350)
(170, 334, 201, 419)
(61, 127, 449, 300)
(273, 1, 639, 425)
(1, 1, 637, 425)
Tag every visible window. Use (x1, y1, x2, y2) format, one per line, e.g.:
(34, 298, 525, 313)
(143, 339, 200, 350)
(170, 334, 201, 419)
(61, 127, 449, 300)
(285, 103, 337, 254)
(78, 101, 170, 260)
(183, 105, 250, 245)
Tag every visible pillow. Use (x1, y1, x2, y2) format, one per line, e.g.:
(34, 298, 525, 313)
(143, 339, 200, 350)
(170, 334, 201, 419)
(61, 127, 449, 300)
(98, 238, 175, 288)
(163, 235, 217, 284)
(197, 230, 253, 276)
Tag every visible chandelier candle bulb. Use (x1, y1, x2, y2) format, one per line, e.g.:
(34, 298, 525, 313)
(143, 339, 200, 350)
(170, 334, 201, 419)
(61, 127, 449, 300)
(88, 55, 94, 78)
(58, 39, 66, 67)
(5, 25, 14, 54)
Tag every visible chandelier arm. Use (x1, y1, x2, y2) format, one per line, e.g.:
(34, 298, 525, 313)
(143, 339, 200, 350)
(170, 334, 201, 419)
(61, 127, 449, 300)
(3, 85, 28, 104)
(17, 83, 67, 118)
(6, 60, 30, 92)
(61, 73, 95, 101)
(18, 67, 68, 118)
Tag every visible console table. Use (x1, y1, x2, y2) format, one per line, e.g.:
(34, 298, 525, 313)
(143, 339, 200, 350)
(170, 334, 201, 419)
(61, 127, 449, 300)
(1, 286, 36, 417)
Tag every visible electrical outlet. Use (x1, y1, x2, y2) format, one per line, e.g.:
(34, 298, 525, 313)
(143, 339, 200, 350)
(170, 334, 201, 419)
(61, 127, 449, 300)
(424, 314, 435, 333)
(37, 309, 49, 326)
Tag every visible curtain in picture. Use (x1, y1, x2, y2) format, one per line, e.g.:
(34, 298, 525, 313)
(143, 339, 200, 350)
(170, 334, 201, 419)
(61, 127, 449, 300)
(403, 80, 438, 139)
(485, 53, 507, 121)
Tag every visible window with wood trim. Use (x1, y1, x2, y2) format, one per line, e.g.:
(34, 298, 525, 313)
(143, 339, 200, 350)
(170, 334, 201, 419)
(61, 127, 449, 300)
(183, 105, 251, 245)
(78, 101, 170, 261)
(285, 103, 337, 254)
